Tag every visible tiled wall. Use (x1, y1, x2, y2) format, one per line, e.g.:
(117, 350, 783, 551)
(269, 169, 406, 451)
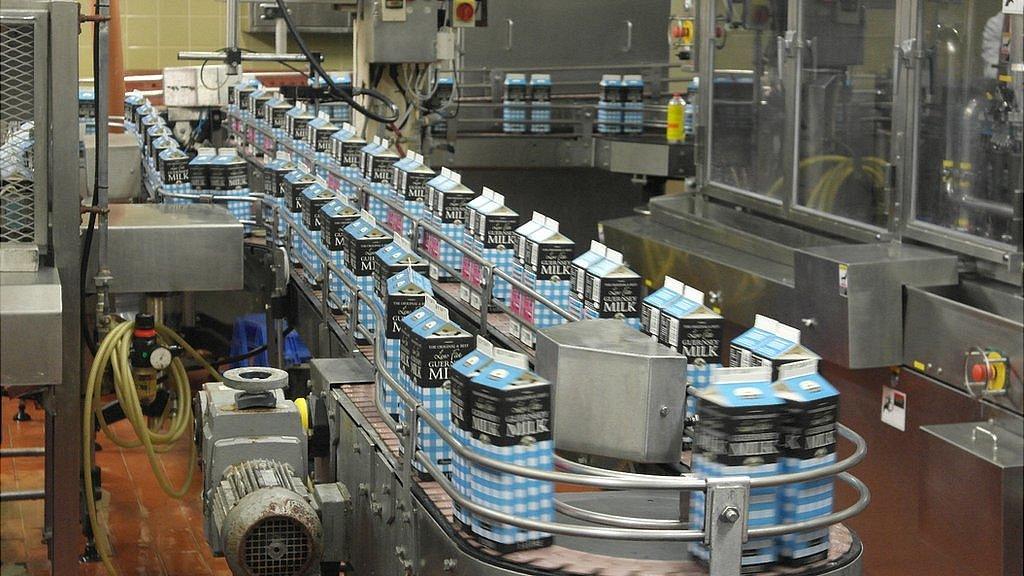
(77, 0, 352, 77)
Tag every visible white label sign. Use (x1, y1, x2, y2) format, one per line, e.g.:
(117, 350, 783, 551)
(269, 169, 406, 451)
(1004, 0, 1023, 15)
(880, 385, 907, 431)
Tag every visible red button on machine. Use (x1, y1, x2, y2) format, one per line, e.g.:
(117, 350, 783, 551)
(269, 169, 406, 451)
(455, 1, 474, 22)
(970, 362, 992, 383)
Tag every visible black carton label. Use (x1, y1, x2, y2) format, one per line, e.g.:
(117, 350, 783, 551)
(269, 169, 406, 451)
(270, 107, 288, 129)
(188, 164, 209, 189)
(284, 180, 314, 212)
(481, 214, 518, 249)
(344, 234, 392, 278)
(322, 212, 359, 251)
(209, 162, 248, 190)
(160, 157, 190, 185)
(439, 191, 476, 224)
(340, 142, 363, 168)
(313, 128, 333, 153)
(403, 172, 432, 202)
(384, 292, 427, 340)
(594, 277, 642, 319)
(779, 397, 839, 460)
(291, 117, 311, 141)
(407, 331, 474, 388)
(302, 195, 333, 231)
(693, 400, 782, 467)
(470, 382, 551, 447)
(533, 243, 574, 281)
(674, 318, 723, 363)
(371, 156, 397, 184)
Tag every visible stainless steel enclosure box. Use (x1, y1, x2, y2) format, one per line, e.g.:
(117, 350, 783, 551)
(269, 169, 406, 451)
(793, 243, 957, 368)
(354, 1, 437, 63)
(536, 319, 686, 463)
(85, 203, 243, 293)
(0, 267, 62, 385)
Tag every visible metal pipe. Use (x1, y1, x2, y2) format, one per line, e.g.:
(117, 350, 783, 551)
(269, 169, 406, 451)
(177, 51, 310, 63)
(275, 17, 288, 55)
(226, 0, 238, 62)
(95, 0, 112, 329)
(0, 489, 45, 502)
(554, 500, 688, 530)
(0, 448, 46, 458)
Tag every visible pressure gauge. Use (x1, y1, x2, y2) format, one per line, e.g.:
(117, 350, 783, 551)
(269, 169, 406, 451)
(150, 347, 173, 370)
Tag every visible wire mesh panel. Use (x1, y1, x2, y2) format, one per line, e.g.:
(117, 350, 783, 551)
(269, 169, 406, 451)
(0, 16, 41, 246)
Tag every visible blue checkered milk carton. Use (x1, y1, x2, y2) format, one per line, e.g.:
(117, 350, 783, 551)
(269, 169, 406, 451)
(282, 168, 318, 253)
(329, 122, 366, 170)
(772, 359, 839, 566)
(528, 74, 551, 133)
(569, 241, 609, 319)
(261, 153, 296, 237)
(399, 303, 440, 420)
(228, 76, 260, 115)
(425, 168, 477, 281)
(404, 312, 474, 478)
(449, 336, 495, 531)
(285, 102, 315, 150)
(209, 149, 252, 225)
(142, 115, 168, 163)
(298, 180, 337, 284)
(378, 269, 434, 421)
(622, 74, 645, 134)
(187, 147, 217, 202)
(511, 213, 545, 286)
(323, 195, 364, 305)
(149, 136, 178, 191)
(581, 248, 642, 330)
(388, 152, 434, 236)
(265, 95, 293, 147)
(459, 191, 497, 306)
(361, 136, 400, 222)
(656, 285, 724, 417)
(342, 212, 393, 335)
(248, 88, 277, 150)
(690, 366, 783, 570)
(306, 112, 339, 170)
(597, 74, 623, 134)
(158, 147, 191, 203)
(319, 198, 361, 309)
(462, 189, 518, 308)
(502, 73, 527, 133)
(468, 352, 554, 552)
(728, 315, 818, 380)
(123, 92, 145, 132)
(515, 216, 574, 349)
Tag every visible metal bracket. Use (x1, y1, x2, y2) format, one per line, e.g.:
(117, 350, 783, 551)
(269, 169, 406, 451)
(703, 477, 750, 576)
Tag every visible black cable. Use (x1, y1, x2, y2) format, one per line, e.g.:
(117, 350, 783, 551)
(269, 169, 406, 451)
(184, 326, 295, 369)
(275, 0, 400, 124)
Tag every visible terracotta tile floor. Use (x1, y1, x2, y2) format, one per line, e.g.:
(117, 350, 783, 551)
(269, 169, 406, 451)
(1, 396, 230, 576)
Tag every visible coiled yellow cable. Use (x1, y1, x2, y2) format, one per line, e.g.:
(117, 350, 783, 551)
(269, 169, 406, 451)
(83, 320, 223, 575)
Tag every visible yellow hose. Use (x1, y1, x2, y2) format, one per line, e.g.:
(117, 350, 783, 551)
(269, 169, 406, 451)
(83, 321, 223, 576)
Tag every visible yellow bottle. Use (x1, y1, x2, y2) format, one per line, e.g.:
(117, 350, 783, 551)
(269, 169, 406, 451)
(666, 93, 685, 143)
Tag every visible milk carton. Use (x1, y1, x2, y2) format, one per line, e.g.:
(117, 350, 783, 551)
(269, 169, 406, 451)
(773, 359, 839, 566)
(378, 269, 434, 421)
(581, 248, 642, 330)
(569, 241, 609, 319)
(319, 198, 361, 309)
(468, 354, 554, 552)
(729, 315, 818, 380)
(690, 366, 783, 571)
(404, 314, 474, 477)
(449, 337, 495, 531)
(640, 276, 685, 338)
(341, 212, 393, 334)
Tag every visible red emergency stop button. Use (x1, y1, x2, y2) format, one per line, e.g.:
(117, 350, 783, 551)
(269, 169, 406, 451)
(455, 1, 474, 22)
(970, 362, 993, 383)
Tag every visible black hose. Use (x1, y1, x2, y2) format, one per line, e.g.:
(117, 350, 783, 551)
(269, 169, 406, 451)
(276, 0, 400, 124)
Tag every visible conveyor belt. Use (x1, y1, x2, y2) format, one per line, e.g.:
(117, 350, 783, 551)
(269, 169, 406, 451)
(336, 382, 860, 576)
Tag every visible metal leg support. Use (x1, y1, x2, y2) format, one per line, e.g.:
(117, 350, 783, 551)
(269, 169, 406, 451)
(703, 477, 750, 576)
